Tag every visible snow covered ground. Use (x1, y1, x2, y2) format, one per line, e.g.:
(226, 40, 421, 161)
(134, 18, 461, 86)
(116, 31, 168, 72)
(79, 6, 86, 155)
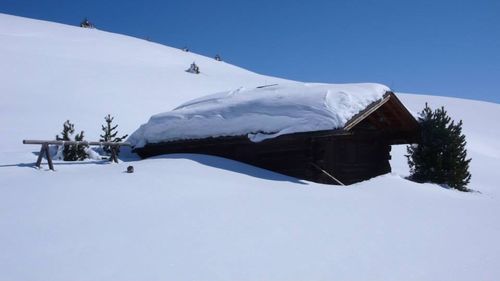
(1, 13, 499, 281)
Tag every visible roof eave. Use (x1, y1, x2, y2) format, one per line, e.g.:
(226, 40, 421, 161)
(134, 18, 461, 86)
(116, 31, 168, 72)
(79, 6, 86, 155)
(343, 91, 393, 131)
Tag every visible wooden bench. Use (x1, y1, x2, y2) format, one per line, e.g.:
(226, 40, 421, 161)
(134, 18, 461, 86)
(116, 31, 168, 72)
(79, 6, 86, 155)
(23, 140, 131, 170)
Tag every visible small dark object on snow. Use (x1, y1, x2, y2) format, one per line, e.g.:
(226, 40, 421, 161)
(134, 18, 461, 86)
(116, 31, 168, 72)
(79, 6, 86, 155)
(126, 166, 134, 173)
(186, 62, 200, 74)
(80, 18, 95, 29)
(214, 54, 222, 61)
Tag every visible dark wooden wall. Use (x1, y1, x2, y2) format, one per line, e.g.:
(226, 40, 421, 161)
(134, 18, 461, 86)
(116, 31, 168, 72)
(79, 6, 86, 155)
(134, 130, 392, 185)
(310, 133, 391, 184)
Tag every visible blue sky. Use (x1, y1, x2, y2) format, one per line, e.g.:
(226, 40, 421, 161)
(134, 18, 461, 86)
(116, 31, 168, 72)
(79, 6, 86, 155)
(2, 0, 499, 103)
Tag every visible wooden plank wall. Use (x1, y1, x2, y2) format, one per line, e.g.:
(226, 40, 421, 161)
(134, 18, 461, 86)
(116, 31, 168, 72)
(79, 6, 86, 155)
(135, 131, 392, 185)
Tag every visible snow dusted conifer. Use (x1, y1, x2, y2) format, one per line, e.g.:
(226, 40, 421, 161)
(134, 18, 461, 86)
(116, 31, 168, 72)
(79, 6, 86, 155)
(406, 104, 471, 191)
(55, 120, 88, 161)
(186, 62, 200, 74)
(100, 114, 128, 156)
(74, 130, 88, 160)
(80, 18, 94, 28)
(56, 120, 74, 142)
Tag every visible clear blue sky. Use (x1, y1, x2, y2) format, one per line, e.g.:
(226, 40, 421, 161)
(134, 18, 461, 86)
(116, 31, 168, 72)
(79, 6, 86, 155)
(2, 0, 499, 103)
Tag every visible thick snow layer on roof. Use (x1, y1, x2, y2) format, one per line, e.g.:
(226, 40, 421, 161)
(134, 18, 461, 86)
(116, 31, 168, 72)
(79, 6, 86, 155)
(128, 83, 389, 147)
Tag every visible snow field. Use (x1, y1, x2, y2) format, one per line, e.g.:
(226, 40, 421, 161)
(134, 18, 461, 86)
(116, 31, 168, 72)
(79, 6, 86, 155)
(1, 13, 499, 281)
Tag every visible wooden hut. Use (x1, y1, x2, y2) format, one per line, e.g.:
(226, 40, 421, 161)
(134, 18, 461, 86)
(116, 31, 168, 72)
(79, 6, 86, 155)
(133, 91, 419, 185)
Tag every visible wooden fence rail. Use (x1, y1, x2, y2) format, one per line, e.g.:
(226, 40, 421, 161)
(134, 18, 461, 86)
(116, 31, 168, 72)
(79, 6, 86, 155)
(22, 140, 132, 146)
(23, 139, 131, 170)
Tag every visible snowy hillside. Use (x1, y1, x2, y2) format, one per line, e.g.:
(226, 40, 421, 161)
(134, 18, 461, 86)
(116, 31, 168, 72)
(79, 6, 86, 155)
(1, 13, 500, 281)
(0, 13, 286, 149)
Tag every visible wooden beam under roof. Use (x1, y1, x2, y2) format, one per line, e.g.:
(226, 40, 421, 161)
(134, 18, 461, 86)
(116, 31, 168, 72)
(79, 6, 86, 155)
(344, 92, 419, 132)
(344, 92, 392, 131)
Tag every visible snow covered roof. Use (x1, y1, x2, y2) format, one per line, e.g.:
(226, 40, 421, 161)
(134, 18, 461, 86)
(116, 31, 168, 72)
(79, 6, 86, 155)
(128, 83, 390, 147)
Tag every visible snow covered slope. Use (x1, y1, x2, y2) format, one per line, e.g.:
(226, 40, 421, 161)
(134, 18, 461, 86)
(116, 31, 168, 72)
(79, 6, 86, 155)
(1, 13, 500, 281)
(0, 13, 286, 149)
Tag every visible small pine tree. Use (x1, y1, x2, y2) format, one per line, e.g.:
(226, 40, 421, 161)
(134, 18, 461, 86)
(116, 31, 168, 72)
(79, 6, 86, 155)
(186, 62, 200, 74)
(80, 17, 94, 28)
(74, 130, 88, 160)
(56, 120, 74, 142)
(100, 114, 128, 156)
(406, 104, 471, 191)
(56, 120, 88, 161)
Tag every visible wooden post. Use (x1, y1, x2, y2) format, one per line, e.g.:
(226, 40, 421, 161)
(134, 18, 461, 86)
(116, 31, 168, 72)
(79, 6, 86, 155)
(35, 143, 54, 170)
(310, 162, 345, 186)
(110, 146, 118, 163)
(35, 144, 45, 169)
(45, 143, 54, 170)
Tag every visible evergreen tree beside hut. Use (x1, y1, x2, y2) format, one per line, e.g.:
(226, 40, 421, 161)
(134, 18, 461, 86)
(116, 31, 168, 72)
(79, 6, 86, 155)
(406, 104, 472, 191)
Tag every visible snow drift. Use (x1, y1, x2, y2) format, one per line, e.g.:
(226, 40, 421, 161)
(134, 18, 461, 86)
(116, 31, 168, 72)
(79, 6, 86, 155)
(128, 83, 389, 146)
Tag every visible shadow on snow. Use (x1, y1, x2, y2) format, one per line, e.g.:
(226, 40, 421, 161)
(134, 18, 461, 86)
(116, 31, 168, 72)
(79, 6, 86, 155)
(3, 147, 306, 185)
(147, 154, 307, 185)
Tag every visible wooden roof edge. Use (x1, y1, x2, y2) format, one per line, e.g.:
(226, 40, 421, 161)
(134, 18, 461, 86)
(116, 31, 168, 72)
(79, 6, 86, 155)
(135, 128, 352, 149)
(343, 91, 392, 131)
(387, 91, 420, 128)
